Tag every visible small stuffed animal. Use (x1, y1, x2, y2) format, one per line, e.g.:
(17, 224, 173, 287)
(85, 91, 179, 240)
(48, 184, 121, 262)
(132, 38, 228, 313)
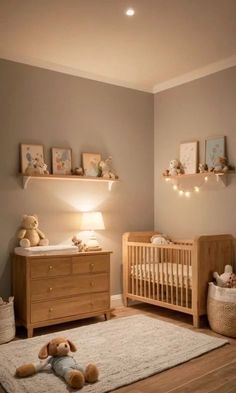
(16, 337, 99, 390)
(98, 156, 117, 179)
(151, 234, 172, 245)
(169, 159, 184, 176)
(213, 157, 229, 173)
(198, 163, 208, 173)
(17, 214, 49, 248)
(25, 157, 49, 176)
(73, 167, 84, 176)
(213, 265, 236, 288)
(72, 235, 86, 252)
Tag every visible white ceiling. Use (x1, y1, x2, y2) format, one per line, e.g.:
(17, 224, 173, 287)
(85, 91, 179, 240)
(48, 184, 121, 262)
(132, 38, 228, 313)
(0, 0, 236, 92)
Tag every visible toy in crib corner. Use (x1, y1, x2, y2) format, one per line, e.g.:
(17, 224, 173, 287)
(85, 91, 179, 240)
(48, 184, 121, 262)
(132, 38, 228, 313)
(168, 159, 184, 176)
(17, 214, 49, 248)
(72, 235, 86, 252)
(15, 337, 99, 390)
(213, 265, 236, 288)
(151, 234, 172, 245)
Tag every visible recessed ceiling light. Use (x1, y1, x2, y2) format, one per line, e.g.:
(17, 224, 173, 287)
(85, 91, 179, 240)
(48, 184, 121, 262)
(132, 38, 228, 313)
(125, 8, 135, 16)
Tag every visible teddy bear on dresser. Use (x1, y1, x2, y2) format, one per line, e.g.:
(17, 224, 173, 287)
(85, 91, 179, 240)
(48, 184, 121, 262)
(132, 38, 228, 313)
(16, 337, 99, 390)
(17, 214, 49, 248)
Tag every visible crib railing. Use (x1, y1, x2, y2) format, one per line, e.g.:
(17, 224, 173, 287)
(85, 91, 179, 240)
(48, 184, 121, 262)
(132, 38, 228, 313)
(127, 242, 193, 311)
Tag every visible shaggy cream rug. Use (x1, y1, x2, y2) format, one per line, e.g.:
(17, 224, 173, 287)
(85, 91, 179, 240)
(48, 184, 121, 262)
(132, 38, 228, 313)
(0, 315, 228, 393)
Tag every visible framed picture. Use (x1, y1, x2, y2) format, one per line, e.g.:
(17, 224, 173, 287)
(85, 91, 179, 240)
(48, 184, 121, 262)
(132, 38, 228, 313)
(82, 152, 101, 177)
(179, 141, 198, 174)
(20, 143, 44, 174)
(51, 147, 72, 175)
(205, 136, 225, 169)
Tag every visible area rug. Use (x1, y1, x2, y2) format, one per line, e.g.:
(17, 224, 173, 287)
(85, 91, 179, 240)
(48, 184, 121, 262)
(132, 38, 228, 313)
(0, 315, 228, 393)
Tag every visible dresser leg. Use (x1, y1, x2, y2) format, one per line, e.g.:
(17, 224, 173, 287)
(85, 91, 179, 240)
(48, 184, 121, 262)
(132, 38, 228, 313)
(27, 326, 34, 338)
(104, 311, 111, 321)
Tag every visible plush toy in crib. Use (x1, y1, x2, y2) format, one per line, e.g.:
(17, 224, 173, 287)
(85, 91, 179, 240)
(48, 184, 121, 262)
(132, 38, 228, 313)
(151, 234, 172, 245)
(213, 265, 236, 288)
(17, 214, 49, 248)
(15, 337, 99, 389)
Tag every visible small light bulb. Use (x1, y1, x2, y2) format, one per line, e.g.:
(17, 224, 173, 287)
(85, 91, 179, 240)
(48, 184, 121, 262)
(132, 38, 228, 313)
(173, 185, 178, 191)
(194, 186, 200, 192)
(125, 8, 135, 16)
(179, 190, 184, 196)
(204, 176, 208, 182)
(185, 191, 190, 197)
(165, 177, 170, 182)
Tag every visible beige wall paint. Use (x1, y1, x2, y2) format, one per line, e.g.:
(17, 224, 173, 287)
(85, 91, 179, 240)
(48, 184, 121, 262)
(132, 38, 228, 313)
(154, 66, 236, 244)
(0, 59, 154, 297)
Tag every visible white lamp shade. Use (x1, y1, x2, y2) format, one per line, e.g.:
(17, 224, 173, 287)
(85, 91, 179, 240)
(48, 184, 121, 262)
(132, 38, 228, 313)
(80, 212, 105, 231)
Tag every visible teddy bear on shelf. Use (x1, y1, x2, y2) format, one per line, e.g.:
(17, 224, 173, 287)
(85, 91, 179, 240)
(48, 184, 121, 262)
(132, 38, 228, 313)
(199, 163, 208, 173)
(17, 214, 49, 248)
(72, 235, 86, 252)
(16, 337, 99, 390)
(25, 157, 49, 176)
(213, 265, 236, 288)
(213, 157, 229, 173)
(169, 159, 184, 176)
(98, 156, 117, 179)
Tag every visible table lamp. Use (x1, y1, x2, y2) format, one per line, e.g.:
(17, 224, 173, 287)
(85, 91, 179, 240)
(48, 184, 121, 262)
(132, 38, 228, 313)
(80, 211, 105, 251)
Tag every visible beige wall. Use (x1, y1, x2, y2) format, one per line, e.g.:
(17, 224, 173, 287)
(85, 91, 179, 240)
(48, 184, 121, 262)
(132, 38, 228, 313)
(154, 66, 236, 244)
(0, 59, 154, 297)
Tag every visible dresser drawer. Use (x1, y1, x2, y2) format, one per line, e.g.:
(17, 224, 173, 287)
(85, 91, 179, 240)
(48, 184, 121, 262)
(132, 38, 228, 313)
(31, 292, 109, 323)
(72, 254, 109, 274)
(30, 258, 71, 279)
(30, 273, 109, 301)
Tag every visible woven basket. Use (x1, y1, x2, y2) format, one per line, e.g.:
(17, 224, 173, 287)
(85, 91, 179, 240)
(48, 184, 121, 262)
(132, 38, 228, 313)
(0, 298, 15, 344)
(207, 282, 236, 338)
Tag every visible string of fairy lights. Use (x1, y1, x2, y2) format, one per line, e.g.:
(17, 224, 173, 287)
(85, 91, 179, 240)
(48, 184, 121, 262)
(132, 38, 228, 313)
(165, 174, 210, 197)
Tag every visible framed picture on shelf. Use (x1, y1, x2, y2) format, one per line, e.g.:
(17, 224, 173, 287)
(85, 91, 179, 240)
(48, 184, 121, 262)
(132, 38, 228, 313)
(51, 147, 72, 175)
(179, 141, 198, 174)
(82, 152, 101, 177)
(205, 136, 226, 169)
(20, 143, 44, 174)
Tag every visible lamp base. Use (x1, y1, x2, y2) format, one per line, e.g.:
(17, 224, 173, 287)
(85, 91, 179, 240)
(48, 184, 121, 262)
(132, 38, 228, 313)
(86, 232, 102, 251)
(85, 245, 102, 251)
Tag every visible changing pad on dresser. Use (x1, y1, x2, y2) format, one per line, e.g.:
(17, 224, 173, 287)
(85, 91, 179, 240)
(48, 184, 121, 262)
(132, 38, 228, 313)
(14, 245, 78, 256)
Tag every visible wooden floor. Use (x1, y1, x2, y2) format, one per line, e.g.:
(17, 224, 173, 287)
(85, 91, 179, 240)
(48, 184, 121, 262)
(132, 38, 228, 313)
(1, 304, 236, 393)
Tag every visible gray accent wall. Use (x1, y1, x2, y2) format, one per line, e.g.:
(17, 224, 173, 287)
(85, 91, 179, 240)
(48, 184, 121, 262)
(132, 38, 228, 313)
(0, 59, 154, 297)
(154, 66, 236, 240)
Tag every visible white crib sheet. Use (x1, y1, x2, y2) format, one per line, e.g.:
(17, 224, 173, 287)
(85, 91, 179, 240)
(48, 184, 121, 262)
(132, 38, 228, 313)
(131, 263, 192, 288)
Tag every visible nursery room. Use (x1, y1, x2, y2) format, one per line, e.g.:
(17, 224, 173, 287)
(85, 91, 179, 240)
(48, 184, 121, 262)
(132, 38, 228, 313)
(0, 1, 236, 392)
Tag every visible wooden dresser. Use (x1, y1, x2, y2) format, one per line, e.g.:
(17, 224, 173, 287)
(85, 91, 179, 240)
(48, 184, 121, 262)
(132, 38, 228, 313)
(12, 251, 111, 337)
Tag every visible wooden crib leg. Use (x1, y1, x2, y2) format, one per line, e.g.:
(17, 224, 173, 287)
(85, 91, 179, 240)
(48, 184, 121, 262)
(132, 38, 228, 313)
(123, 296, 129, 307)
(193, 314, 200, 328)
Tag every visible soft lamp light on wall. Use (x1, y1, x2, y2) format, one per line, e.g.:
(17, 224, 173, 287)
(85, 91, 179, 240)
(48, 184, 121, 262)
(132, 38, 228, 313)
(80, 211, 105, 251)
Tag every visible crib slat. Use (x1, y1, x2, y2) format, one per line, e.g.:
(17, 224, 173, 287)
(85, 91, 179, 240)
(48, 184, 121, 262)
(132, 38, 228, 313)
(186, 250, 189, 308)
(131, 246, 134, 295)
(148, 247, 151, 299)
(161, 248, 164, 302)
(135, 246, 138, 296)
(166, 249, 169, 303)
(181, 250, 184, 307)
(171, 249, 174, 305)
(176, 250, 179, 305)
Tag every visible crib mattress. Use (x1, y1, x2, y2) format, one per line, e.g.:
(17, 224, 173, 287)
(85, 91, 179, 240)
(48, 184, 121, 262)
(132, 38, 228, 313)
(130, 263, 192, 288)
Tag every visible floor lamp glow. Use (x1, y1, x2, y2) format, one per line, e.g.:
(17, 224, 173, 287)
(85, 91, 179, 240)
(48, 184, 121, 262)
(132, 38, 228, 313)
(80, 212, 105, 251)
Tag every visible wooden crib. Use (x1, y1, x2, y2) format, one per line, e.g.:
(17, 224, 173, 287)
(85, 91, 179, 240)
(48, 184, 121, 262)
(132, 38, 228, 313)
(123, 232, 234, 327)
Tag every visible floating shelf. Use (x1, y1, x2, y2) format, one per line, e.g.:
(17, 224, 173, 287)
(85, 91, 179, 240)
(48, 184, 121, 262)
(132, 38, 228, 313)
(163, 171, 235, 189)
(21, 174, 119, 190)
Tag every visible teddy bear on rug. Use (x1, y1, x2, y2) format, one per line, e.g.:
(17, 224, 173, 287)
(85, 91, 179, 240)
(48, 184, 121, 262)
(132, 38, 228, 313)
(16, 337, 99, 389)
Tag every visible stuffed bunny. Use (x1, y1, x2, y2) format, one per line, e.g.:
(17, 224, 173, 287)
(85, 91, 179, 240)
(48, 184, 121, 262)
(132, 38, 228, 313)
(213, 265, 236, 288)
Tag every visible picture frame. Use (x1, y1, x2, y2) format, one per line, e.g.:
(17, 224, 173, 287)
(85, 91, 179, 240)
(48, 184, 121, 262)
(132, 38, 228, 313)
(51, 147, 72, 175)
(205, 136, 226, 169)
(179, 141, 198, 174)
(82, 152, 101, 177)
(20, 143, 44, 174)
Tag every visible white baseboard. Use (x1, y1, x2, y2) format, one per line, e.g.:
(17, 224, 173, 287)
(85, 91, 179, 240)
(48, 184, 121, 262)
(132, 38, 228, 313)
(111, 294, 123, 308)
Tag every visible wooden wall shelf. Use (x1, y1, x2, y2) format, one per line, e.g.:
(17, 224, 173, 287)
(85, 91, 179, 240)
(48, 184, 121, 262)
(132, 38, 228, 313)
(21, 174, 119, 190)
(163, 171, 235, 189)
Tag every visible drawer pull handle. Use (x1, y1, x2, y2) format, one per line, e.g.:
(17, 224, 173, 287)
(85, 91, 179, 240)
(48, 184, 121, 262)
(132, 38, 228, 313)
(49, 265, 53, 270)
(90, 281, 95, 287)
(49, 307, 53, 312)
(49, 287, 53, 292)
(90, 263, 95, 270)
